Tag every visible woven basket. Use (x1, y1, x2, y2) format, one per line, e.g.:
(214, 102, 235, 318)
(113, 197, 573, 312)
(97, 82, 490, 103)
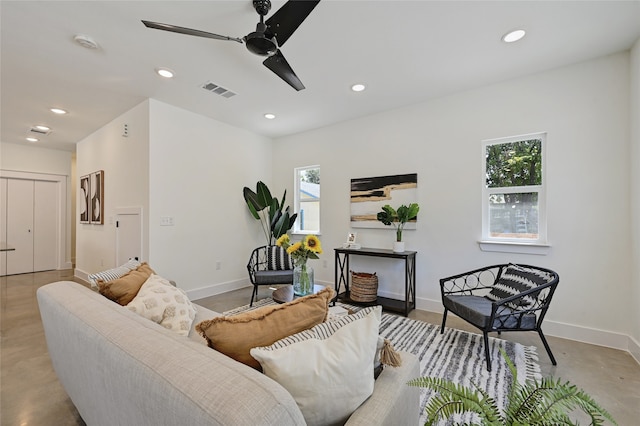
(350, 271, 378, 303)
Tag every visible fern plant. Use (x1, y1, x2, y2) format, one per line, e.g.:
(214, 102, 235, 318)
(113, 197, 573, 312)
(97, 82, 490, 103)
(407, 348, 617, 426)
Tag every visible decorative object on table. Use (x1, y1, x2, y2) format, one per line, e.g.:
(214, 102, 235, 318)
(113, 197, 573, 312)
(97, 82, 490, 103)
(439, 263, 559, 371)
(350, 271, 378, 302)
(80, 170, 105, 224)
(276, 234, 322, 296)
(350, 173, 417, 229)
(342, 232, 361, 249)
(408, 348, 617, 426)
(376, 203, 419, 252)
(243, 181, 297, 245)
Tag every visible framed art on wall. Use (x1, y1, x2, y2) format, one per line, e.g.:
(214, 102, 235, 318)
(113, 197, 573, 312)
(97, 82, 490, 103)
(350, 173, 418, 229)
(80, 175, 90, 224)
(90, 170, 104, 224)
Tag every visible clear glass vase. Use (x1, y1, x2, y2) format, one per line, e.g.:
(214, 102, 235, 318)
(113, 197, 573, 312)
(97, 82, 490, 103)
(293, 263, 314, 296)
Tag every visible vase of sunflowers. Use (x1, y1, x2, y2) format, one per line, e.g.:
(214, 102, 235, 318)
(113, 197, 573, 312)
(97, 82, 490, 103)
(276, 234, 323, 296)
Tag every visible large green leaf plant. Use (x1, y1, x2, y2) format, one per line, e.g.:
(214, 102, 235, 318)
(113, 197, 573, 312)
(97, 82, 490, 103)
(407, 348, 616, 426)
(376, 203, 419, 242)
(243, 181, 297, 245)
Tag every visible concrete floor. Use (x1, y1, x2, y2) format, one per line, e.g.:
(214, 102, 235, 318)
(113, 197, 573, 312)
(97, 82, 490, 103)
(1, 270, 639, 425)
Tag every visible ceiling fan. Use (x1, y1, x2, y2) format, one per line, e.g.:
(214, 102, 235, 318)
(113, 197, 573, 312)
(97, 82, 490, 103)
(142, 0, 320, 91)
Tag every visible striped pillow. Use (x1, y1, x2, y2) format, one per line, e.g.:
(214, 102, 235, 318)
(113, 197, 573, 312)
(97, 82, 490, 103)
(88, 259, 141, 287)
(486, 264, 553, 310)
(267, 246, 293, 271)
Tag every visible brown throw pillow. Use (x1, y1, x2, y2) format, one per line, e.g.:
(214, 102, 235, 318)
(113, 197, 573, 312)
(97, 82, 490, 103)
(97, 263, 155, 306)
(196, 286, 334, 370)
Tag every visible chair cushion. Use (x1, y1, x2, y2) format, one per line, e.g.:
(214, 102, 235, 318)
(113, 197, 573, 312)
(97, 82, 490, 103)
(254, 269, 294, 285)
(443, 295, 537, 330)
(486, 264, 553, 310)
(267, 246, 294, 271)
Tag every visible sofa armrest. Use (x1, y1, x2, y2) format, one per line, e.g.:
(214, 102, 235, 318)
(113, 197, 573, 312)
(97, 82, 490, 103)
(345, 351, 420, 425)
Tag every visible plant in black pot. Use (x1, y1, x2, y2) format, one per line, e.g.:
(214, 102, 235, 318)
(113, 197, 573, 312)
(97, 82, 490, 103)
(243, 181, 297, 245)
(377, 203, 419, 252)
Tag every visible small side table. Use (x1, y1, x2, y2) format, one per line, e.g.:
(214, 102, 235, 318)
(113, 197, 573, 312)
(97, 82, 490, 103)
(272, 285, 325, 304)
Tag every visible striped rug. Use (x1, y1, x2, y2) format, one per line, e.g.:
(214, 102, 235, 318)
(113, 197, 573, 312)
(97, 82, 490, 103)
(225, 298, 542, 424)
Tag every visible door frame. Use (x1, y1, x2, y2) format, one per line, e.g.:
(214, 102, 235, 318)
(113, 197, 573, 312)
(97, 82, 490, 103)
(0, 170, 70, 271)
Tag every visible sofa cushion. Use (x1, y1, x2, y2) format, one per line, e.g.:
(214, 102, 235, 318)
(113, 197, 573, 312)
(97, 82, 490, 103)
(97, 262, 154, 306)
(250, 305, 381, 426)
(196, 286, 333, 370)
(486, 264, 553, 310)
(127, 274, 196, 336)
(88, 259, 141, 287)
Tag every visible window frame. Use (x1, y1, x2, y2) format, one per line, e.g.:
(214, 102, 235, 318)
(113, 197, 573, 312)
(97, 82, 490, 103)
(481, 132, 548, 248)
(293, 165, 321, 235)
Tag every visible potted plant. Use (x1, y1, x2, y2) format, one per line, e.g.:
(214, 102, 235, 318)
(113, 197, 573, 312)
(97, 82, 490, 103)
(243, 181, 297, 245)
(407, 348, 617, 425)
(376, 203, 419, 252)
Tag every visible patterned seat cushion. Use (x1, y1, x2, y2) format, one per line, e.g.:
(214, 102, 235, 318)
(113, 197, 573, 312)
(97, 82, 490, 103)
(486, 264, 554, 310)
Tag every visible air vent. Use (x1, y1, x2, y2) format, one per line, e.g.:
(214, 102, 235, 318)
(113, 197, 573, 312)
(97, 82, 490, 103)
(201, 81, 236, 98)
(30, 126, 51, 135)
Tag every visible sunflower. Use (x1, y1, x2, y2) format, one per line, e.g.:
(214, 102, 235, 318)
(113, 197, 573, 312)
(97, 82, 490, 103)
(286, 242, 302, 255)
(276, 234, 290, 247)
(304, 235, 323, 254)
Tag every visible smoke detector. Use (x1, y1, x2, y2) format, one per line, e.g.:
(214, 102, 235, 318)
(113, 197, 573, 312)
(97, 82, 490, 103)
(74, 34, 99, 49)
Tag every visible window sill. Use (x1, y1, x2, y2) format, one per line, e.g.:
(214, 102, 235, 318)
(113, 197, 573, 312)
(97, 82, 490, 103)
(478, 240, 550, 255)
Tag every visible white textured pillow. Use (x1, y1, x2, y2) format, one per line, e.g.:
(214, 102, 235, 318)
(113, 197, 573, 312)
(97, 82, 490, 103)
(250, 306, 381, 426)
(127, 274, 196, 336)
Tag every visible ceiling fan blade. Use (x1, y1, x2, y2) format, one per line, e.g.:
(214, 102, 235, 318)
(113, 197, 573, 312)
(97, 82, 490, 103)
(263, 50, 305, 91)
(141, 20, 243, 43)
(264, 0, 320, 47)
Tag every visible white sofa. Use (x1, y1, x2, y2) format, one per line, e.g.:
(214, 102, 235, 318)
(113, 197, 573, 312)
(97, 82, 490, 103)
(37, 281, 420, 425)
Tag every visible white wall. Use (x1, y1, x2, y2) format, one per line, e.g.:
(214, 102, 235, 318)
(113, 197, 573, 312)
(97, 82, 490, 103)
(630, 38, 640, 362)
(0, 142, 73, 267)
(273, 52, 633, 349)
(75, 101, 150, 279)
(147, 100, 272, 298)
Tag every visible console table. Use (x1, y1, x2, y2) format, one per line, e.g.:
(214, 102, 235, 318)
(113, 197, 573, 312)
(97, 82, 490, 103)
(334, 247, 416, 316)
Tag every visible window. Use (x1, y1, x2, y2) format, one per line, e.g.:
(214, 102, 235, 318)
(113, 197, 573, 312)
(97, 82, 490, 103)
(482, 133, 546, 245)
(294, 165, 320, 234)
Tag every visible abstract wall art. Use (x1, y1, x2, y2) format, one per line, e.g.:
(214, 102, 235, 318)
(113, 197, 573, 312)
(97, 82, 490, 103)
(350, 173, 418, 229)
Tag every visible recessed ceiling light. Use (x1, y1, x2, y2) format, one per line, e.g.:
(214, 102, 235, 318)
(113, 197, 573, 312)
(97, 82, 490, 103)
(73, 34, 99, 49)
(156, 68, 175, 78)
(34, 125, 50, 132)
(50, 108, 67, 115)
(351, 83, 366, 92)
(502, 29, 526, 43)
(26, 137, 38, 142)
(264, 113, 276, 120)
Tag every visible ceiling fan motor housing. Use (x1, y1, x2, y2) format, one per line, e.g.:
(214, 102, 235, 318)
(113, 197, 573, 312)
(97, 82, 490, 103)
(245, 22, 278, 56)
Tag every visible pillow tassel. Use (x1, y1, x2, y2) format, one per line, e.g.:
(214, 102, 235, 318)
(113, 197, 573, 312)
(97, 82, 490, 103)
(380, 339, 402, 367)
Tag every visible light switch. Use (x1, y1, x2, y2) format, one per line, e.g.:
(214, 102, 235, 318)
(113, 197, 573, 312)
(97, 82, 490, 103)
(160, 216, 174, 226)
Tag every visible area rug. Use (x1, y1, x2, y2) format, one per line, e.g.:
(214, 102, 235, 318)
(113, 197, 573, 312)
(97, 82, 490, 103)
(224, 298, 542, 424)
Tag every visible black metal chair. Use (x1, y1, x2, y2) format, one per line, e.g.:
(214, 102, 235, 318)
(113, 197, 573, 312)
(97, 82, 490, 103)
(439, 263, 559, 371)
(246, 245, 294, 306)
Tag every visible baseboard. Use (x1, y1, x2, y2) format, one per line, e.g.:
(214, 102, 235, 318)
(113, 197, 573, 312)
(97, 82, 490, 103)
(629, 335, 640, 365)
(186, 278, 250, 301)
(74, 268, 90, 283)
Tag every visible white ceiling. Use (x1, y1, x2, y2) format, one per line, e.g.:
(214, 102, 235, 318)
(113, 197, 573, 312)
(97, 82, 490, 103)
(2, 1, 639, 152)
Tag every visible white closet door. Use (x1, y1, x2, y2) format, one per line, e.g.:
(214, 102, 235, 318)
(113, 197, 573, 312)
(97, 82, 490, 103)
(116, 211, 142, 265)
(34, 180, 58, 271)
(7, 179, 34, 275)
(1, 178, 7, 276)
